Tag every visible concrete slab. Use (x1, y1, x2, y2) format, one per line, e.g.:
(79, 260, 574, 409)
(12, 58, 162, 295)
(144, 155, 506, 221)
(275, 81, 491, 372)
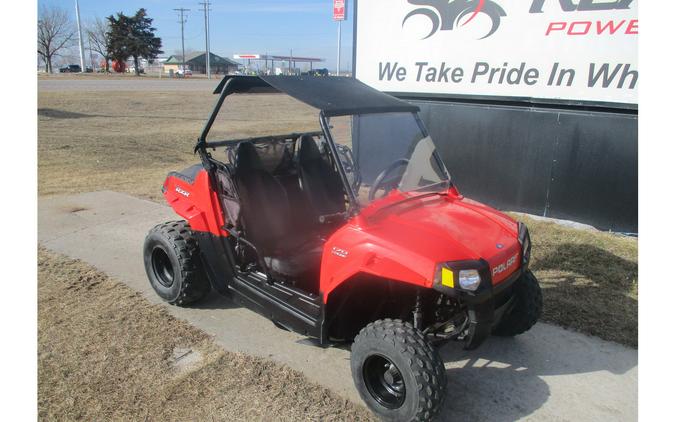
(38, 191, 638, 421)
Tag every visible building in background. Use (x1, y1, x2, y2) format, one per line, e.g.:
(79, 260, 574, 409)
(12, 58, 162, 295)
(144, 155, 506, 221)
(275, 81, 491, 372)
(233, 54, 324, 75)
(163, 52, 240, 75)
(142, 57, 167, 75)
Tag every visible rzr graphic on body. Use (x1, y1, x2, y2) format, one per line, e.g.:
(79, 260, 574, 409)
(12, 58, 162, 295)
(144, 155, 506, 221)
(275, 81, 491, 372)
(403, 0, 507, 39)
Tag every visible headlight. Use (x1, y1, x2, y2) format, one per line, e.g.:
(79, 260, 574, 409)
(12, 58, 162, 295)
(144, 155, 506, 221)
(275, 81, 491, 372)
(458, 269, 481, 291)
(434, 264, 482, 291)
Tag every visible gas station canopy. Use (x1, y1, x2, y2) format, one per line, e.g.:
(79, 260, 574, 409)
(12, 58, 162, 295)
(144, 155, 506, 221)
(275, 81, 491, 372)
(233, 54, 324, 64)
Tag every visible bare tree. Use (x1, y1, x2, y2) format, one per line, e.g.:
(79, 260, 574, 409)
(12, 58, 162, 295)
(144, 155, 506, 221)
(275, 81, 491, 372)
(86, 17, 110, 72)
(38, 5, 76, 73)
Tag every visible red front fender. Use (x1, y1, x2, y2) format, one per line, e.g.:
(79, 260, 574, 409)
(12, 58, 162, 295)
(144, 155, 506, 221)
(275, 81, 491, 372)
(320, 218, 436, 303)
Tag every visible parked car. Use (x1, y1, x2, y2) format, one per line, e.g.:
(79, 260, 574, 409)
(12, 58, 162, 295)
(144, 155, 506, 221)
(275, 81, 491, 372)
(176, 68, 192, 77)
(59, 64, 82, 73)
(126, 66, 145, 74)
(302, 68, 329, 77)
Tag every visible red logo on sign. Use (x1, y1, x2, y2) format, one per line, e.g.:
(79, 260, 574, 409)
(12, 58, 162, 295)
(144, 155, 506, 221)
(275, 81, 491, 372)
(403, 0, 506, 40)
(334, 0, 346, 21)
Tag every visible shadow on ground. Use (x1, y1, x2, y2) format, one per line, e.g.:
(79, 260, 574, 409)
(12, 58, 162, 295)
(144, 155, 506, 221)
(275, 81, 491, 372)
(436, 326, 636, 421)
(38, 107, 203, 122)
(531, 243, 638, 347)
(533, 243, 636, 290)
(182, 290, 241, 311)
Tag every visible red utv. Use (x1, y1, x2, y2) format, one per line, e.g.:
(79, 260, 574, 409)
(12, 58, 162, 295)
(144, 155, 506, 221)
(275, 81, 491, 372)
(143, 76, 542, 421)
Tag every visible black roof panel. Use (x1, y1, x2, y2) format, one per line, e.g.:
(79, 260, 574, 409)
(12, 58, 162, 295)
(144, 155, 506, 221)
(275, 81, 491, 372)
(213, 75, 419, 117)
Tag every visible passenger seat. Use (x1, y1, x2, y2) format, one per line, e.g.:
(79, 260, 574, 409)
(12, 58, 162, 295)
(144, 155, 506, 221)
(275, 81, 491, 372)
(234, 142, 323, 291)
(297, 135, 346, 220)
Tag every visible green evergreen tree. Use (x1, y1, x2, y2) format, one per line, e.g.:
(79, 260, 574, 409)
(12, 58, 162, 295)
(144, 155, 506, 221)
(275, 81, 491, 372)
(106, 9, 163, 75)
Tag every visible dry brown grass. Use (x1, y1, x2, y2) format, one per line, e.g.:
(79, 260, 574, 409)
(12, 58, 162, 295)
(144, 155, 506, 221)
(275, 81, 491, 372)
(38, 247, 374, 421)
(517, 215, 638, 347)
(39, 72, 151, 79)
(38, 72, 216, 80)
(38, 89, 637, 348)
(38, 90, 319, 202)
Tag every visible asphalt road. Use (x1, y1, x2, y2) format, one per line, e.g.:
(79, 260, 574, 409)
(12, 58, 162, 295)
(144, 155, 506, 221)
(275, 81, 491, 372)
(38, 191, 638, 421)
(38, 77, 219, 92)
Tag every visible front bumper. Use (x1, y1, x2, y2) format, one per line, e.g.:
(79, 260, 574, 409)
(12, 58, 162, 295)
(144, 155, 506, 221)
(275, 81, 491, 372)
(432, 260, 524, 350)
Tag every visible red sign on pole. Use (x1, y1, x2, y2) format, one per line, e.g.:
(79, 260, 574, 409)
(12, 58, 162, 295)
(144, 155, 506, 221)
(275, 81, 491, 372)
(333, 0, 346, 21)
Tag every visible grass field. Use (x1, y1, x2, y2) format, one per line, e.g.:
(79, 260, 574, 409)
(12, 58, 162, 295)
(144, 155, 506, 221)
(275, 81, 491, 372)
(518, 215, 637, 347)
(38, 87, 637, 348)
(38, 248, 374, 421)
(38, 90, 319, 201)
(38, 71, 216, 80)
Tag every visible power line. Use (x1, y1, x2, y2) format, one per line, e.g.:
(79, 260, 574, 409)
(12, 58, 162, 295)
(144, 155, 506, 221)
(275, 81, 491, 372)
(198, 1, 212, 79)
(173, 8, 191, 73)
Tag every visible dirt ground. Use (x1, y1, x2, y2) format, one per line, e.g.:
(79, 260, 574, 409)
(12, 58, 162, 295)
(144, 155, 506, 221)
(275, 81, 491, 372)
(37, 88, 637, 348)
(38, 247, 374, 421)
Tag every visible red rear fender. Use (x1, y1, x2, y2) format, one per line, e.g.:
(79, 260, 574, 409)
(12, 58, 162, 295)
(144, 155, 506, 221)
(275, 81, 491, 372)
(162, 168, 227, 237)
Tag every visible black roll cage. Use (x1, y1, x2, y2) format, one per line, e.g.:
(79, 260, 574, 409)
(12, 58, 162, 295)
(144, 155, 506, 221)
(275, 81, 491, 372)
(194, 76, 447, 215)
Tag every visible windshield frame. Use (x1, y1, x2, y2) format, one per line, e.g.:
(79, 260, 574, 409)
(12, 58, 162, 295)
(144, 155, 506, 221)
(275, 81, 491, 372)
(319, 110, 451, 215)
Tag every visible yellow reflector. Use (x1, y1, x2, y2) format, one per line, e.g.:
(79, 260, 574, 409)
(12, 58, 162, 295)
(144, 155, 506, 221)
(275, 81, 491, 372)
(441, 267, 454, 288)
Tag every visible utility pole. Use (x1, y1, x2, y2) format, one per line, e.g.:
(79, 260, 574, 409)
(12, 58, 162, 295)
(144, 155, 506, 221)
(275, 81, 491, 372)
(333, 0, 346, 76)
(337, 20, 341, 76)
(75, 0, 86, 72)
(174, 8, 190, 74)
(198, 1, 212, 79)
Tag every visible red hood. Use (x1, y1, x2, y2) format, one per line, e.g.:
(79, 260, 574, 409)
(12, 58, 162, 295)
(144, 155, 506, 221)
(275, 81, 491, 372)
(358, 191, 521, 284)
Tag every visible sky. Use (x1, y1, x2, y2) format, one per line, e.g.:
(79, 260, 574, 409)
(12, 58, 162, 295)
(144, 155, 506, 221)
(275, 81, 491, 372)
(39, 0, 354, 71)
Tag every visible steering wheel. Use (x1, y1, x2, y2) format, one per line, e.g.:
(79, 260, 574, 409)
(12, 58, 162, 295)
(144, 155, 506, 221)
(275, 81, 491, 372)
(368, 159, 409, 201)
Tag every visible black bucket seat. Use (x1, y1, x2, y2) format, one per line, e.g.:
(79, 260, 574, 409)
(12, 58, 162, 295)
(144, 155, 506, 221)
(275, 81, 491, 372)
(234, 142, 322, 290)
(297, 135, 346, 219)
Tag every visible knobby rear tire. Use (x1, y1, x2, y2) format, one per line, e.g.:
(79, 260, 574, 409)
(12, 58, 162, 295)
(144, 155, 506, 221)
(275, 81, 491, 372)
(143, 220, 210, 306)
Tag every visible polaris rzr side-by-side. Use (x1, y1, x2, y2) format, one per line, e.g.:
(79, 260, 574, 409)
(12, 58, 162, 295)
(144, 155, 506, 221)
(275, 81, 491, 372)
(143, 76, 542, 421)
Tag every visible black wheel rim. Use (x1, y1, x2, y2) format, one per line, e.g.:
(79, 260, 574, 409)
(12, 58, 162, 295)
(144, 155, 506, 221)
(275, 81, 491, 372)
(363, 354, 406, 409)
(151, 246, 174, 287)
